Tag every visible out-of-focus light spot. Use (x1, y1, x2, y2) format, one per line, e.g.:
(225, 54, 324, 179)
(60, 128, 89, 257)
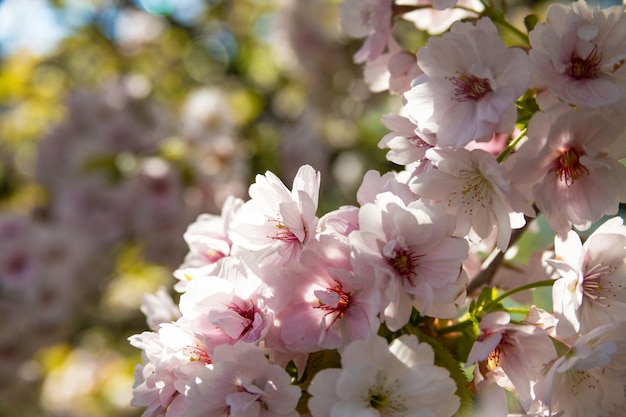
(203, 25, 238, 62)
(183, 39, 228, 83)
(228, 90, 263, 126)
(115, 9, 166, 49)
(32, 65, 67, 98)
(134, 0, 176, 15)
(0, 0, 70, 56)
(182, 25, 237, 82)
(323, 118, 358, 148)
(171, 0, 210, 25)
(204, 35, 231, 63)
(123, 74, 152, 99)
(61, 0, 97, 28)
(332, 151, 366, 193)
(96, 7, 121, 40)
(253, 13, 276, 44)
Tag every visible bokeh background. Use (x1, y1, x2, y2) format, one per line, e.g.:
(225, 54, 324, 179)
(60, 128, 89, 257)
(0, 0, 608, 416)
(0, 1, 395, 416)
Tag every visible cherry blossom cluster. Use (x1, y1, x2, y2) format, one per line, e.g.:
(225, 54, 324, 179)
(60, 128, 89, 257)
(130, 1, 626, 416)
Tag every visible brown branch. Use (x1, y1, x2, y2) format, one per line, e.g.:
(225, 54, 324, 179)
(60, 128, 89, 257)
(466, 212, 535, 295)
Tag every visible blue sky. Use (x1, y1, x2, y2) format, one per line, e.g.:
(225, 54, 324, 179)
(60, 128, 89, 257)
(0, 0, 207, 57)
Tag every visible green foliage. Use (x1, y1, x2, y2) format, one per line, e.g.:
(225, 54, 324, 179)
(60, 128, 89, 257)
(524, 14, 540, 32)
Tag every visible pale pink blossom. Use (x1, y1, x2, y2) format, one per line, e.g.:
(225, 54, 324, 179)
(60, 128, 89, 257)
(508, 105, 626, 235)
(378, 113, 436, 166)
(355, 169, 416, 206)
(277, 237, 380, 353)
(140, 287, 182, 331)
(174, 196, 244, 291)
(466, 312, 557, 409)
(533, 322, 626, 417)
(179, 342, 301, 417)
(177, 259, 273, 355)
(403, 17, 530, 148)
(308, 333, 460, 417)
(549, 217, 626, 337)
(349, 193, 468, 330)
(529, 0, 626, 109)
(399, 0, 483, 34)
(317, 205, 360, 243)
(229, 165, 320, 266)
(363, 37, 422, 94)
(339, 0, 393, 63)
(129, 323, 211, 417)
(411, 147, 534, 250)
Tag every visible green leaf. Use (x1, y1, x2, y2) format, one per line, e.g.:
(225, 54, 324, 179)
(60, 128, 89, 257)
(524, 14, 540, 32)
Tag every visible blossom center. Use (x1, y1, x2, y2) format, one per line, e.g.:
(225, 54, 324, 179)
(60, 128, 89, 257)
(184, 344, 212, 364)
(314, 283, 351, 327)
(365, 383, 407, 417)
(369, 392, 387, 409)
(582, 263, 617, 306)
(452, 170, 490, 216)
(554, 148, 589, 186)
(386, 247, 421, 286)
(448, 73, 493, 102)
(568, 47, 601, 80)
(229, 301, 258, 338)
(269, 219, 299, 242)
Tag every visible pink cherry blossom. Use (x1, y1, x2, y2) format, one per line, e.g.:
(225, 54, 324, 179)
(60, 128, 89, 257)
(276, 237, 380, 353)
(363, 37, 422, 94)
(349, 193, 468, 330)
(529, 0, 626, 109)
(177, 259, 273, 355)
(355, 169, 416, 206)
(339, 0, 393, 63)
(399, 0, 483, 34)
(174, 196, 244, 291)
(533, 322, 626, 417)
(549, 217, 626, 337)
(129, 323, 212, 417)
(308, 333, 460, 417)
(229, 165, 320, 267)
(179, 342, 301, 417)
(508, 105, 626, 235)
(403, 17, 530, 148)
(378, 113, 436, 166)
(411, 147, 534, 250)
(466, 311, 557, 409)
(317, 205, 360, 243)
(140, 287, 182, 331)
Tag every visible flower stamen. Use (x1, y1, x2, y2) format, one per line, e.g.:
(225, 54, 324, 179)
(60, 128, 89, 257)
(229, 301, 258, 338)
(314, 283, 351, 328)
(386, 249, 421, 285)
(448, 73, 493, 102)
(554, 148, 590, 186)
(582, 263, 617, 306)
(184, 345, 212, 364)
(568, 46, 601, 80)
(267, 219, 299, 242)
